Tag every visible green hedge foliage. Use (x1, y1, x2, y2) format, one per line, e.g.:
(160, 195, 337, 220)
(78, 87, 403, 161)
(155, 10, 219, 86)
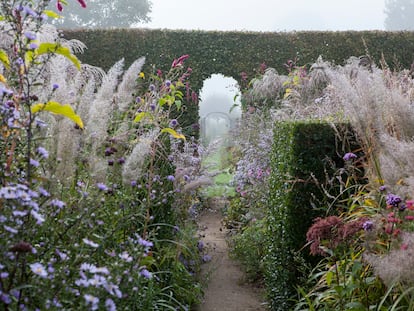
(64, 28, 414, 94)
(266, 121, 346, 310)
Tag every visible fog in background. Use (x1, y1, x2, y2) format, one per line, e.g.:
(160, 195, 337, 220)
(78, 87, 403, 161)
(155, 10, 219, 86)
(140, 0, 388, 142)
(143, 0, 386, 32)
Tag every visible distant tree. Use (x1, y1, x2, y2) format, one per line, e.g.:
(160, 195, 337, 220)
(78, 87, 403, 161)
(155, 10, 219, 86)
(50, 0, 152, 29)
(384, 0, 414, 30)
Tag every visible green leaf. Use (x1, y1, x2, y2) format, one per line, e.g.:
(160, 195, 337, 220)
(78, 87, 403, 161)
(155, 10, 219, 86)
(0, 49, 10, 70)
(42, 10, 62, 19)
(133, 112, 151, 123)
(161, 128, 185, 140)
(31, 101, 84, 129)
(344, 301, 366, 310)
(175, 100, 182, 111)
(36, 43, 81, 70)
(326, 270, 334, 286)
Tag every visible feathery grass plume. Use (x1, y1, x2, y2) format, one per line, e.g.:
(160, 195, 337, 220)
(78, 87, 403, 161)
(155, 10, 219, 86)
(122, 129, 158, 184)
(243, 68, 286, 110)
(364, 232, 414, 286)
(377, 134, 414, 197)
(87, 59, 125, 180)
(116, 57, 146, 112)
(325, 58, 414, 188)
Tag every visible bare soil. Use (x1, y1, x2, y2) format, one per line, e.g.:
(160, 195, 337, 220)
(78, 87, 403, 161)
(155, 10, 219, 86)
(194, 198, 267, 311)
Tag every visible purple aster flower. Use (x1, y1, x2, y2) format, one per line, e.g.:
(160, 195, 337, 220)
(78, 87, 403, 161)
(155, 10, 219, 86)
(30, 263, 48, 278)
(23, 6, 37, 17)
(0, 272, 9, 278)
(105, 298, 116, 311)
(104, 283, 122, 298)
(119, 251, 133, 262)
(137, 236, 153, 248)
(31, 210, 45, 224)
(130, 180, 137, 187)
(149, 84, 156, 91)
(202, 254, 212, 263)
(343, 152, 357, 161)
(84, 294, 99, 311)
(169, 119, 178, 127)
(29, 43, 38, 50)
(52, 83, 59, 90)
(135, 96, 142, 103)
(117, 157, 125, 165)
(379, 185, 387, 192)
(0, 293, 11, 304)
(96, 183, 108, 191)
(29, 158, 39, 167)
(167, 175, 175, 182)
(83, 238, 99, 248)
(165, 80, 172, 87)
(36, 146, 49, 159)
(139, 268, 152, 279)
(24, 32, 36, 40)
(15, 57, 24, 65)
(49, 199, 65, 209)
(4, 225, 18, 234)
(38, 187, 50, 197)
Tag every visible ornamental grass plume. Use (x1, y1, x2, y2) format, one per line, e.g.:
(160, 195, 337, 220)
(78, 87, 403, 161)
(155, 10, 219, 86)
(325, 58, 414, 194)
(116, 57, 145, 112)
(364, 232, 414, 286)
(87, 59, 124, 180)
(122, 129, 158, 184)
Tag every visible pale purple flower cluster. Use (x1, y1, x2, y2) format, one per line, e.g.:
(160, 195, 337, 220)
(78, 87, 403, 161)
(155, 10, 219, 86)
(1, 100, 20, 128)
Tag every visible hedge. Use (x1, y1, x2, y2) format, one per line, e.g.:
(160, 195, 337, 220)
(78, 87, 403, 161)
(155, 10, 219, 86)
(63, 28, 414, 94)
(265, 121, 352, 310)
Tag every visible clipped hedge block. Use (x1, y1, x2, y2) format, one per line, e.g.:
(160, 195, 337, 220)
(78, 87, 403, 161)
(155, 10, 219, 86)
(64, 29, 414, 94)
(265, 121, 348, 311)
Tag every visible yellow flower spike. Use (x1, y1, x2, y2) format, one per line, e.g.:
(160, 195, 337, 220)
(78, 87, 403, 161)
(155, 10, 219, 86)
(139, 72, 145, 79)
(0, 74, 6, 83)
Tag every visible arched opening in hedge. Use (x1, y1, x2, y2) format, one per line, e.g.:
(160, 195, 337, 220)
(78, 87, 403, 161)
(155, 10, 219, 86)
(199, 74, 241, 145)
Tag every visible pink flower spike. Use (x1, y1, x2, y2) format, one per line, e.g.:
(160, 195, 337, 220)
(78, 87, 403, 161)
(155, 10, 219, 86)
(407, 200, 414, 210)
(77, 0, 87, 8)
(401, 243, 409, 250)
(405, 215, 414, 221)
(56, 0, 63, 11)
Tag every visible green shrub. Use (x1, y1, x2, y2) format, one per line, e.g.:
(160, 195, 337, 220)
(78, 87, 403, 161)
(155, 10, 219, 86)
(265, 121, 347, 310)
(230, 218, 267, 283)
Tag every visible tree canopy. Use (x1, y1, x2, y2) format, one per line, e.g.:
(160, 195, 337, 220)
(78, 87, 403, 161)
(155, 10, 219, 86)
(385, 0, 414, 30)
(50, 0, 152, 29)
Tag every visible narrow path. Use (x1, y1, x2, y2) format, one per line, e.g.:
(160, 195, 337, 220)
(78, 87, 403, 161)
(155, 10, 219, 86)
(195, 198, 267, 311)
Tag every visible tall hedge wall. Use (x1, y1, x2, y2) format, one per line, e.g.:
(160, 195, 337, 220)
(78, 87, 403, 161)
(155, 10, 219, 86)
(63, 29, 414, 93)
(266, 121, 347, 311)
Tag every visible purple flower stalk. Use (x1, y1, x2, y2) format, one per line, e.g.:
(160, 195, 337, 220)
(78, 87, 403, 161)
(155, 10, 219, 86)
(386, 193, 402, 207)
(362, 220, 374, 231)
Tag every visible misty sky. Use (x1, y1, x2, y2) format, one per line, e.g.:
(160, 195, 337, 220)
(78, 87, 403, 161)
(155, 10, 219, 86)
(143, 0, 386, 32)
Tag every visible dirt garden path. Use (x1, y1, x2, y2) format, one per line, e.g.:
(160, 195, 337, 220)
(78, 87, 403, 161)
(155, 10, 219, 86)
(194, 198, 267, 311)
